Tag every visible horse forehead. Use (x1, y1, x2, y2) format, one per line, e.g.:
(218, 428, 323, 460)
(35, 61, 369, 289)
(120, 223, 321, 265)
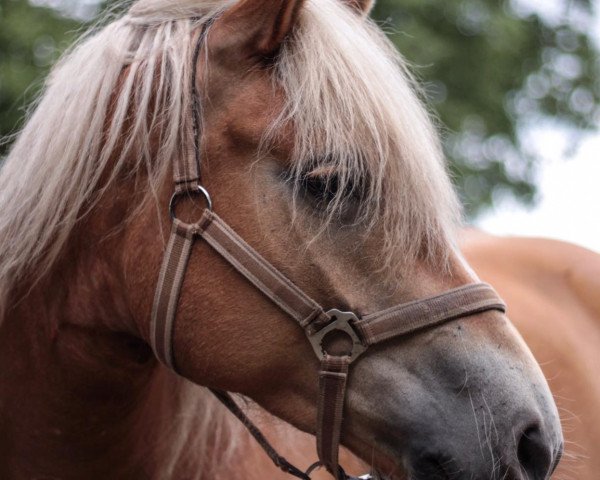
(205, 76, 292, 153)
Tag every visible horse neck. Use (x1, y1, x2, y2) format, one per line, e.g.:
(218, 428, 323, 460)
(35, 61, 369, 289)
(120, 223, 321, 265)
(0, 176, 166, 478)
(0, 188, 125, 469)
(0, 165, 270, 479)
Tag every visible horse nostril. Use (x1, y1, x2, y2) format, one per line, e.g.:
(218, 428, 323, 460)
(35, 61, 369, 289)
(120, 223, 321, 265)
(517, 424, 553, 480)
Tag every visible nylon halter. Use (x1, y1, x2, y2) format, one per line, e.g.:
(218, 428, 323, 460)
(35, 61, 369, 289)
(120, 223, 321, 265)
(149, 24, 507, 480)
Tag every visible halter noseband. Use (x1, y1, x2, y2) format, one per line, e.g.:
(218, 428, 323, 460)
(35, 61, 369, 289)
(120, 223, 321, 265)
(149, 24, 506, 480)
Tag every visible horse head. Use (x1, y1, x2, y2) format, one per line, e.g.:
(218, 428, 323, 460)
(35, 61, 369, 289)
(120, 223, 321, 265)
(122, 0, 563, 477)
(0, 0, 563, 478)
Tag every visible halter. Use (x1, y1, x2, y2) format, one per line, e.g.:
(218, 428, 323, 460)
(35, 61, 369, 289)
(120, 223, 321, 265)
(149, 24, 506, 480)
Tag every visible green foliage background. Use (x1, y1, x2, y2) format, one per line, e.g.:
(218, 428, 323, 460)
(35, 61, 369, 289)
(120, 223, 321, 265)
(0, 0, 78, 145)
(1, 0, 599, 216)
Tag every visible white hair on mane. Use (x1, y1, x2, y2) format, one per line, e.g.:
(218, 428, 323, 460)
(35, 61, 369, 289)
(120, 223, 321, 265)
(0, 0, 461, 475)
(0, 0, 225, 318)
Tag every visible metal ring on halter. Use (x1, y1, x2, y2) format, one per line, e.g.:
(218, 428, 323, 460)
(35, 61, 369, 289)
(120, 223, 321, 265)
(169, 185, 212, 220)
(305, 461, 323, 477)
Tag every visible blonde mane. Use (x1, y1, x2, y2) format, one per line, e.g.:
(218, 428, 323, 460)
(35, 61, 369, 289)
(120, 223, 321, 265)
(0, 0, 461, 475)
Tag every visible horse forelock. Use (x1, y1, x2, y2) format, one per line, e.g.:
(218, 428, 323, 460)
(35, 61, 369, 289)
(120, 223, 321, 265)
(275, 0, 461, 275)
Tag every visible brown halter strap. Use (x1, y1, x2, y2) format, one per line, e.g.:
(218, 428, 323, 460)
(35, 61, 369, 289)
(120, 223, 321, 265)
(149, 24, 507, 480)
(151, 203, 506, 478)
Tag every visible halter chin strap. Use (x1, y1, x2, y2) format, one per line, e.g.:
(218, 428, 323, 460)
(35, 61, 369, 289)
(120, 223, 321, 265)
(149, 23, 506, 480)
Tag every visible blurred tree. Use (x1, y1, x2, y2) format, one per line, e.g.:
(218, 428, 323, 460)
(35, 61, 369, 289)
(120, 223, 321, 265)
(1, 0, 599, 216)
(372, 0, 600, 214)
(0, 0, 78, 154)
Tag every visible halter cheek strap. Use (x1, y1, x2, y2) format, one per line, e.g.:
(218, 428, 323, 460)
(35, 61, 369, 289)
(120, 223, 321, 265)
(149, 23, 507, 480)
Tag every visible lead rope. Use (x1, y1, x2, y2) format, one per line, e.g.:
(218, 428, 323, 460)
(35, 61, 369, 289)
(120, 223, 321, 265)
(150, 19, 507, 480)
(210, 389, 312, 480)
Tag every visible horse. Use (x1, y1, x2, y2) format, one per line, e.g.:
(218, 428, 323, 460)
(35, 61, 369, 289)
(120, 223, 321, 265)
(0, 0, 563, 478)
(461, 231, 600, 480)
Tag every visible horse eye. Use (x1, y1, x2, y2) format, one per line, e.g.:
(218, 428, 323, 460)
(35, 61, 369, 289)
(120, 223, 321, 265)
(301, 174, 341, 204)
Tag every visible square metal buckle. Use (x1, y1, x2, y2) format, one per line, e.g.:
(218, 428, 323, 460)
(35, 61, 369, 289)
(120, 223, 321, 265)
(307, 309, 367, 362)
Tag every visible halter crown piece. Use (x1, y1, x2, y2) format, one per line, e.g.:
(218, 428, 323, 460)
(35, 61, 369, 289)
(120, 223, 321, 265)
(149, 25, 506, 480)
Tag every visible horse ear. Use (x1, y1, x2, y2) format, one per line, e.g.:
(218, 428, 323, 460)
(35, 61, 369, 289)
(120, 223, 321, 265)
(343, 0, 375, 16)
(210, 0, 306, 57)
